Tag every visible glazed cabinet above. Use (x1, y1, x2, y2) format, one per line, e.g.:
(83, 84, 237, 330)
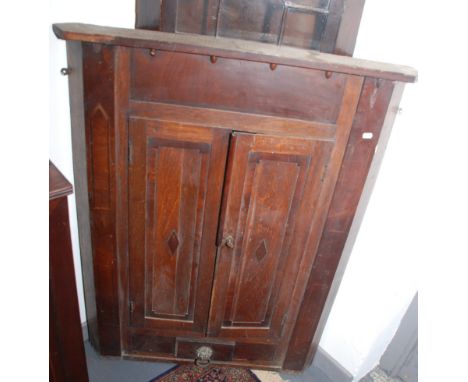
(53, 23, 416, 372)
(135, 0, 367, 56)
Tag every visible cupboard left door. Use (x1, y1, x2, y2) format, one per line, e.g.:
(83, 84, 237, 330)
(126, 117, 230, 353)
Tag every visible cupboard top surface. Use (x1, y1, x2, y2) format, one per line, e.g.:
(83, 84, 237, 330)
(53, 23, 417, 83)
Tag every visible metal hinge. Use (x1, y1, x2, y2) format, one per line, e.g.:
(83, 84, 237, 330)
(129, 300, 135, 315)
(280, 313, 289, 337)
(128, 140, 133, 165)
(320, 164, 328, 183)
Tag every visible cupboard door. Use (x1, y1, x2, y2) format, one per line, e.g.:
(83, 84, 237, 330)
(208, 132, 334, 343)
(127, 118, 229, 338)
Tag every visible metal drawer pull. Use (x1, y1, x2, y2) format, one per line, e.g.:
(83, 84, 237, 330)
(195, 346, 213, 367)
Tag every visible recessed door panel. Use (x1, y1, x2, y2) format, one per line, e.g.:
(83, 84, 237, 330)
(228, 156, 301, 326)
(208, 132, 334, 343)
(127, 118, 229, 337)
(145, 138, 208, 319)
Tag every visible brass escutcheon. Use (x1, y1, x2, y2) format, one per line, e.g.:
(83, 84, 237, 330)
(195, 346, 213, 367)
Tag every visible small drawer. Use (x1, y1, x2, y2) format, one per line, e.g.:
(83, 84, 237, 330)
(129, 333, 176, 355)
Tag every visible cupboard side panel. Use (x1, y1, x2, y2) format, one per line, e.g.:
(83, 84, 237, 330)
(65, 41, 100, 349)
(283, 79, 401, 371)
(82, 43, 121, 355)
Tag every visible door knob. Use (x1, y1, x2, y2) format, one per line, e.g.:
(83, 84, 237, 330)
(195, 346, 213, 367)
(222, 235, 235, 249)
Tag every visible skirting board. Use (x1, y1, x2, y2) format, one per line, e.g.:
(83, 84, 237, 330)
(312, 346, 353, 382)
(82, 322, 89, 342)
(81, 323, 352, 382)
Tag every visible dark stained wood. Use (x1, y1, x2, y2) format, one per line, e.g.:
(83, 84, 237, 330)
(113, 45, 132, 356)
(81, 42, 122, 355)
(272, 74, 364, 365)
(234, 342, 277, 363)
(171, 0, 220, 36)
(136, 0, 161, 30)
(56, 23, 415, 372)
(50, 162, 89, 382)
(160, 0, 177, 32)
(176, 338, 235, 362)
(319, 0, 344, 53)
(131, 48, 347, 123)
(127, 118, 230, 340)
(53, 23, 417, 83)
(129, 333, 175, 355)
(129, 101, 337, 140)
(208, 133, 334, 351)
(135, 0, 364, 56)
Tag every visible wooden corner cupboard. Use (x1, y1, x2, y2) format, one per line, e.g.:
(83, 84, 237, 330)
(53, 23, 416, 372)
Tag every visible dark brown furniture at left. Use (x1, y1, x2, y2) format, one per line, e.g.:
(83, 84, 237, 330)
(49, 161, 89, 382)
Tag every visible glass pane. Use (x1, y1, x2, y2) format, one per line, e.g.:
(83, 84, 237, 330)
(281, 10, 328, 49)
(217, 0, 285, 43)
(176, 0, 219, 35)
(175, 0, 332, 49)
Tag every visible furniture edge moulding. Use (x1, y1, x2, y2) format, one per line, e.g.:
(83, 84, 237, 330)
(53, 23, 417, 83)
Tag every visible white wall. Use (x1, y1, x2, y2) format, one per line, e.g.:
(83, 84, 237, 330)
(49, 0, 134, 323)
(320, 1, 468, 380)
(49, 1, 468, 380)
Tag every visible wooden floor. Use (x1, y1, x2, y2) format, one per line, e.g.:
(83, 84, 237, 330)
(84, 342, 333, 382)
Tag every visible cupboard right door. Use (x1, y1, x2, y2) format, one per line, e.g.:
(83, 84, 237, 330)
(208, 132, 335, 350)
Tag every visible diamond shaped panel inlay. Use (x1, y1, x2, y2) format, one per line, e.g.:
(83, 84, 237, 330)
(167, 231, 179, 255)
(255, 240, 268, 262)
